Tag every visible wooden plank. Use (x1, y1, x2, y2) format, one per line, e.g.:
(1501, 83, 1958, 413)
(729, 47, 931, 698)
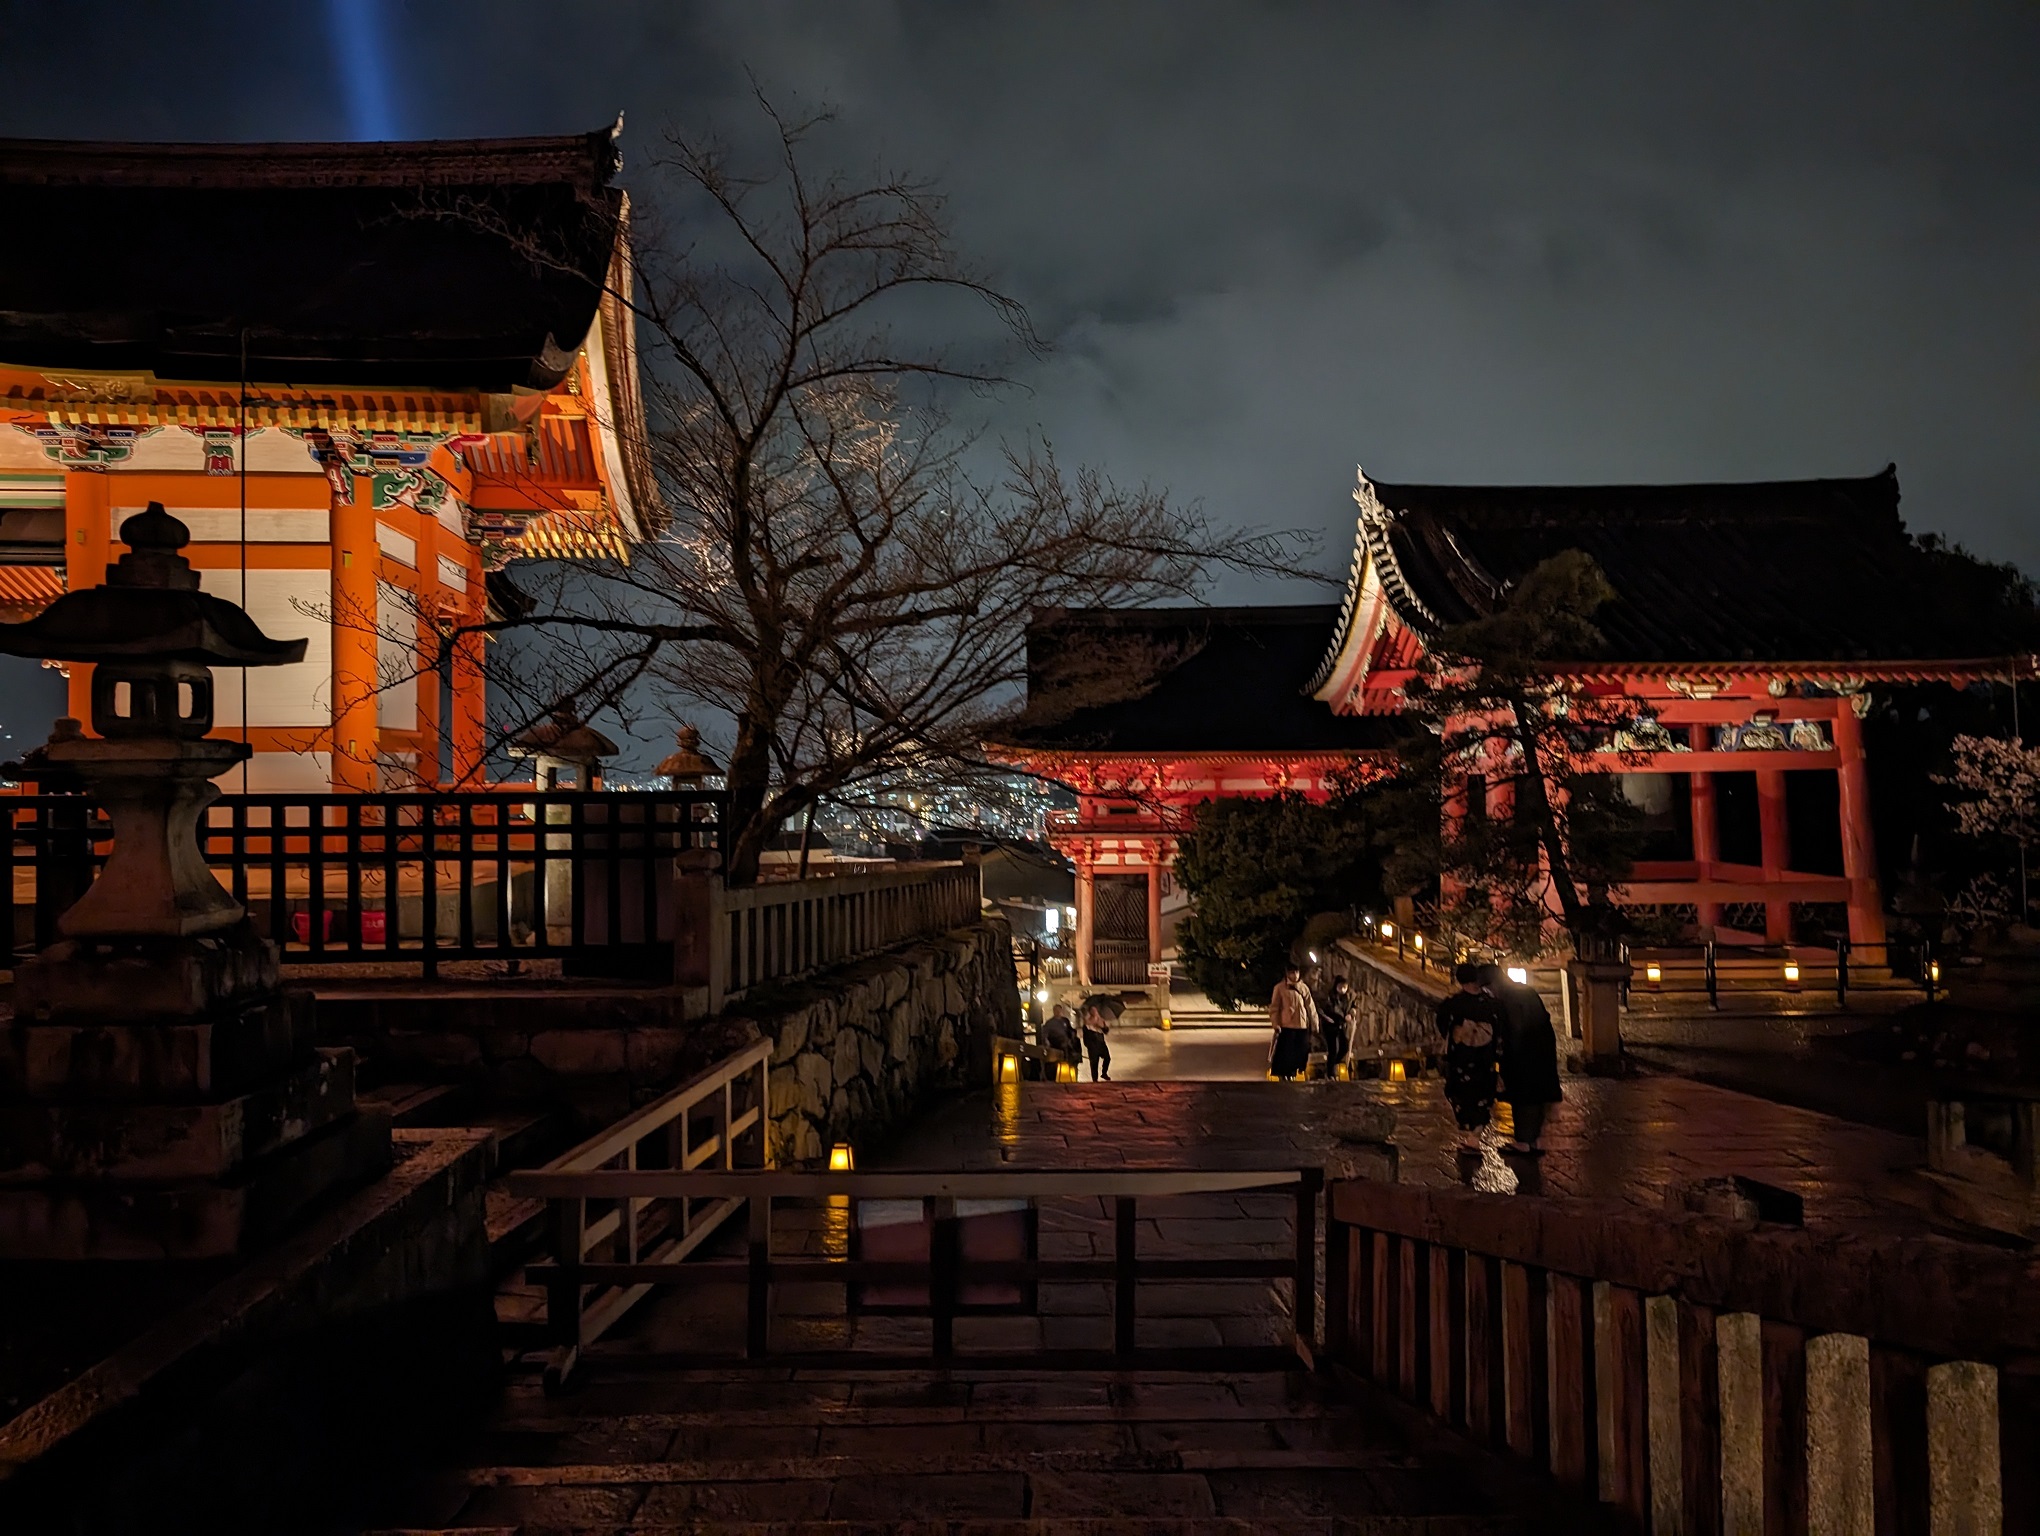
(1293, 1170, 1320, 1352)
(1547, 1272, 1595, 1491)
(1763, 1319, 1809, 1536)
(1466, 1252, 1502, 1446)
(1114, 1195, 1137, 1360)
(1502, 1260, 1548, 1463)
(1595, 1281, 1648, 1523)
(1397, 1235, 1425, 1400)
(515, 1167, 1311, 1200)
(1681, 1300, 1723, 1536)
(539, 1037, 775, 1172)
(1349, 1226, 1373, 1375)
(745, 1193, 770, 1360)
(1324, 1214, 1353, 1362)
(1370, 1232, 1394, 1383)
(1429, 1244, 1461, 1422)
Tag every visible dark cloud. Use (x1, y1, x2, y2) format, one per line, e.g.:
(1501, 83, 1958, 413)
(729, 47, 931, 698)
(4, 0, 2037, 604)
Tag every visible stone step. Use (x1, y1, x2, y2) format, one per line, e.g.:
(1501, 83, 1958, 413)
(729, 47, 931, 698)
(360, 1080, 476, 1128)
(367, 1519, 1531, 1534)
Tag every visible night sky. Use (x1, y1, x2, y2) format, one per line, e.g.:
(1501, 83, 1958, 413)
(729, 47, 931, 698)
(2, 2, 2035, 719)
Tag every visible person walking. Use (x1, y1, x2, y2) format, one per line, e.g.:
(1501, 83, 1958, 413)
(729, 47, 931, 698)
(1041, 1003, 1082, 1074)
(1435, 961, 1505, 1148)
(1267, 963, 1317, 1080)
(1078, 993, 1120, 1081)
(1485, 964, 1562, 1154)
(1319, 975, 1354, 1071)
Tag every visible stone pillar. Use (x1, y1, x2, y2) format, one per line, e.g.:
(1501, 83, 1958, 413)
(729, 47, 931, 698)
(1568, 955, 1630, 1064)
(1716, 1311, 1765, 1536)
(1644, 1294, 1683, 1536)
(1757, 767, 1792, 944)
(1804, 1332, 1873, 1536)
(1830, 703, 1887, 948)
(1926, 1360, 2001, 1536)
(1689, 725, 1722, 930)
(330, 477, 379, 791)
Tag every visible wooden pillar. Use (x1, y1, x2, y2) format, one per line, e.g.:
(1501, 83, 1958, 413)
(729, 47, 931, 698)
(1829, 703, 1887, 948)
(1145, 855, 1163, 964)
(330, 479, 378, 791)
(62, 469, 111, 727)
(450, 629, 487, 787)
(1757, 767, 1792, 944)
(1075, 857, 1095, 987)
(1689, 725, 1723, 930)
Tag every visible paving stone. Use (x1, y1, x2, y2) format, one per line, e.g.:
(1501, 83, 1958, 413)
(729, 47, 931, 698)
(1027, 1470, 1219, 1516)
(826, 1470, 1029, 1518)
(634, 1476, 834, 1521)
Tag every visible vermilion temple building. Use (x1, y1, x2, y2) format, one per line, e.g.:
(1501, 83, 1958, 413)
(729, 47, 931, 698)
(994, 465, 2024, 985)
(0, 127, 656, 791)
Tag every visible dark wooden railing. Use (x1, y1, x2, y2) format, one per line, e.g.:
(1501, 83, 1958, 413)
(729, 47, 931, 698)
(513, 1165, 1321, 1376)
(4, 789, 722, 974)
(1324, 1178, 2029, 1532)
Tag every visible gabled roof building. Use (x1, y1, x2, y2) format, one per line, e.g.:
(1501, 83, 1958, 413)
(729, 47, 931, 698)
(0, 126, 659, 790)
(993, 465, 2027, 987)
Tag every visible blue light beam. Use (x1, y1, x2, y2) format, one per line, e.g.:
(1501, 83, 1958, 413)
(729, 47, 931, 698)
(325, 0, 400, 141)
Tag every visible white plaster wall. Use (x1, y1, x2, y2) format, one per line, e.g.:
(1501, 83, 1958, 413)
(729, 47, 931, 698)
(211, 750, 334, 793)
(198, 567, 332, 727)
(376, 580, 418, 731)
(117, 508, 330, 542)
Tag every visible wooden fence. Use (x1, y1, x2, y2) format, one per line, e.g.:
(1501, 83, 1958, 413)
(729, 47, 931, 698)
(512, 1164, 1319, 1376)
(4, 788, 722, 974)
(1324, 1178, 2031, 1532)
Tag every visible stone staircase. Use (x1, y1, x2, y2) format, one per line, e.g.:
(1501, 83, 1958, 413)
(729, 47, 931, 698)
(365, 1362, 1580, 1533)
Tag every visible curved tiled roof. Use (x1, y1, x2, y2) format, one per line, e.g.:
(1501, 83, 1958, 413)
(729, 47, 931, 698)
(0, 128, 625, 391)
(992, 605, 1396, 755)
(1321, 464, 2029, 672)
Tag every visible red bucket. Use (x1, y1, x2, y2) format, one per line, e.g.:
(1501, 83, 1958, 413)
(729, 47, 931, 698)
(290, 910, 334, 945)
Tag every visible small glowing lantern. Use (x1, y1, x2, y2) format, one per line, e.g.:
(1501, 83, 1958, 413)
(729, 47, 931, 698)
(1055, 1059, 1078, 1083)
(1333, 1061, 1351, 1081)
(1387, 1059, 1407, 1083)
(1506, 965, 1529, 986)
(1411, 933, 1424, 952)
(1379, 921, 1394, 939)
(998, 1052, 1021, 1083)
(828, 1143, 855, 1171)
(1783, 960, 1802, 990)
(1645, 962, 1663, 989)
(1929, 959, 1941, 984)
(1308, 948, 1319, 964)
(1034, 988, 1049, 1003)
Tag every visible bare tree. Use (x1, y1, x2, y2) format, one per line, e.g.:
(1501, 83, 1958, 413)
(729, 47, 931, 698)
(474, 101, 1306, 883)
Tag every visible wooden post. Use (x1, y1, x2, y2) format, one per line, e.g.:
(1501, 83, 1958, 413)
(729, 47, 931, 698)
(330, 476, 378, 791)
(1076, 859, 1096, 986)
(1689, 725, 1723, 929)
(1145, 858, 1163, 963)
(1503, 1261, 1549, 1463)
(1324, 1213, 1352, 1362)
(1680, 1300, 1723, 1536)
(1595, 1281, 1647, 1522)
(1757, 767, 1792, 945)
(1371, 1232, 1395, 1383)
(1548, 1273, 1595, 1490)
(63, 468, 110, 728)
(1829, 703, 1888, 948)
(1431, 1246, 1464, 1423)
(1763, 1320, 1809, 1536)
(931, 1195, 958, 1361)
(1466, 1254, 1503, 1446)
(1398, 1236, 1426, 1400)
(548, 1197, 586, 1349)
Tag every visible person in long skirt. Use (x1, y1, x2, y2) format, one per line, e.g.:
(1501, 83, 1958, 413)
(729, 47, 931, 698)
(1435, 962, 1504, 1147)
(1267, 963, 1316, 1080)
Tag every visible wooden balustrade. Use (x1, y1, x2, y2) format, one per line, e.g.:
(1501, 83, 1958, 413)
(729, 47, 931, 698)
(3, 788, 723, 974)
(1324, 1178, 2030, 1532)
(676, 863, 983, 1012)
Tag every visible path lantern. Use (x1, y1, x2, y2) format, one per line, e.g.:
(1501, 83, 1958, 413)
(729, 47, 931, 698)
(656, 723, 721, 788)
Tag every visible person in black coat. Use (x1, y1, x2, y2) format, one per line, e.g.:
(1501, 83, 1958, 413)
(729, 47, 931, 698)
(1483, 964, 1562, 1153)
(1435, 962, 1505, 1148)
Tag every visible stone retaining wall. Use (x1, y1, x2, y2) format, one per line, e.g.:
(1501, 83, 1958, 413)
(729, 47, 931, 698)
(738, 916, 1018, 1164)
(1318, 938, 1448, 1058)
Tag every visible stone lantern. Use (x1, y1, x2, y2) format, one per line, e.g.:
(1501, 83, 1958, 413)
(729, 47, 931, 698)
(0, 503, 389, 1258)
(655, 723, 721, 788)
(509, 710, 618, 790)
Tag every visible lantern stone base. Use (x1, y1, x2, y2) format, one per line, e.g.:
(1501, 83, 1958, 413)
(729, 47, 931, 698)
(0, 925, 391, 1260)
(14, 921, 279, 1026)
(0, 1101, 393, 1260)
